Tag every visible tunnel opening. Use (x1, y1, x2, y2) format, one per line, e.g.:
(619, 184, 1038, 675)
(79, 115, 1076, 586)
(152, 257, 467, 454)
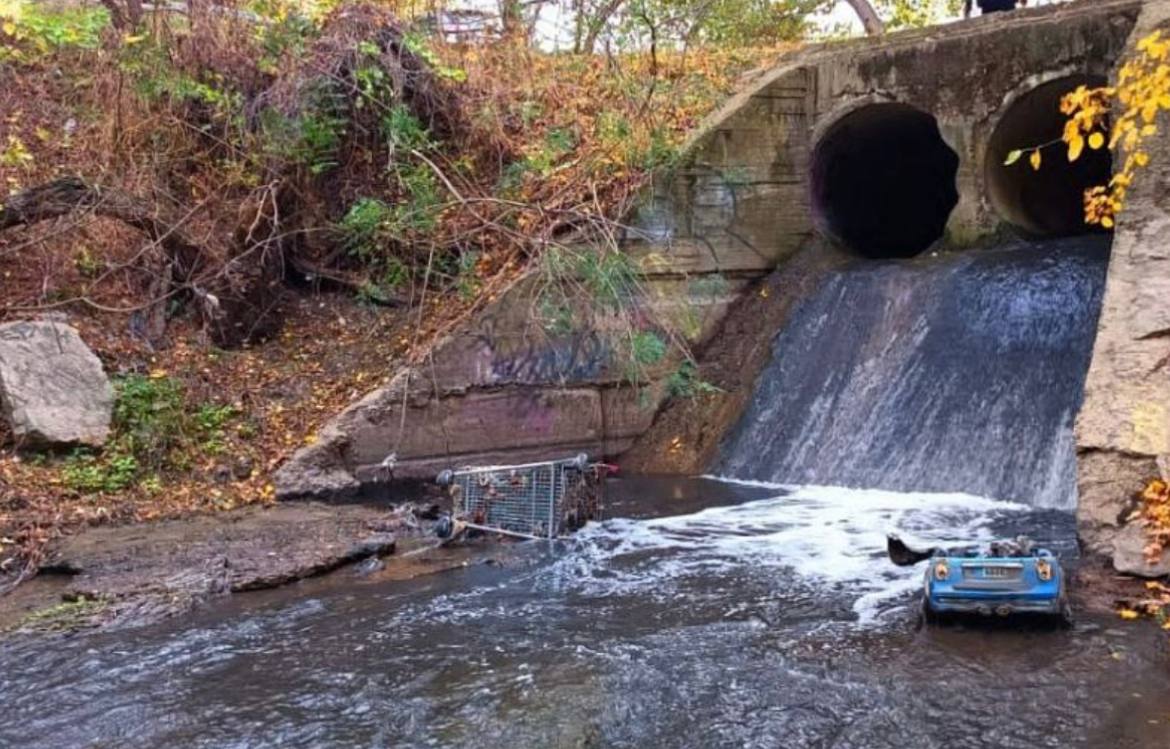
(811, 103, 959, 259)
(986, 75, 1113, 238)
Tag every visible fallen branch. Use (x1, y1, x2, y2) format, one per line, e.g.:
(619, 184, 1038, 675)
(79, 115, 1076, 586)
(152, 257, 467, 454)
(287, 254, 407, 306)
(0, 176, 205, 282)
(0, 176, 286, 347)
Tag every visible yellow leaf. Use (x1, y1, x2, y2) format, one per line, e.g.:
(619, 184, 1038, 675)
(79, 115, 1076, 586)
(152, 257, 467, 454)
(148, 369, 169, 379)
(123, 33, 146, 45)
(1, 19, 15, 36)
(1068, 135, 1084, 162)
(1135, 152, 1150, 167)
(1030, 149, 1042, 171)
(1088, 132, 1106, 150)
(1003, 149, 1023, 166)
(1101, 216, 1115, 229)
(1118, 608, 1140, 620)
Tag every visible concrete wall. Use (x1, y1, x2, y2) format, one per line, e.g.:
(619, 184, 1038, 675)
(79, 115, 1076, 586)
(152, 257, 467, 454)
(276, 0, 1145, 500)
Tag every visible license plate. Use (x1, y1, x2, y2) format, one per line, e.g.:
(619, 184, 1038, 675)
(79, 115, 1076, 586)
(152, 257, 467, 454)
(981, 567, 1012, 578)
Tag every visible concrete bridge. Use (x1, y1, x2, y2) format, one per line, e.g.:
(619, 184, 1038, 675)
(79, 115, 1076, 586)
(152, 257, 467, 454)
(627, 0, 1134, 270)
(277, 0, 1170, 572)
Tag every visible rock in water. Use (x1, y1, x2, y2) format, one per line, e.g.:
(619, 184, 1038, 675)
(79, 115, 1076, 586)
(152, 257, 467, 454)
(0, 321, 114, 447)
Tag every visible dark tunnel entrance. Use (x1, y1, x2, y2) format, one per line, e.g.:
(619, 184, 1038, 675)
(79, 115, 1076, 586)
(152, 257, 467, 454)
(986, 75, 1113, 237)
(810, 103, 960, 259)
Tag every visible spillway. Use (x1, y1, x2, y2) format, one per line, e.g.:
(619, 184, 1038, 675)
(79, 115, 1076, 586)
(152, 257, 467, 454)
(716, 236, 1110, 508)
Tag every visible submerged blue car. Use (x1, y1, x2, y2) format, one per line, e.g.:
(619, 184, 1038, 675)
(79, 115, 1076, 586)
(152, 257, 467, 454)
(888, 535, 1072, 625)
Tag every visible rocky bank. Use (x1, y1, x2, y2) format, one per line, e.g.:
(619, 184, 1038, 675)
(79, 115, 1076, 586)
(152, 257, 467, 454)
(1075, 1, 1170, 579)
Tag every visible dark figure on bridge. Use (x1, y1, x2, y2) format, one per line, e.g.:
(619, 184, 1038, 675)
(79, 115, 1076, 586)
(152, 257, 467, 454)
(964, 0, 1026, 16)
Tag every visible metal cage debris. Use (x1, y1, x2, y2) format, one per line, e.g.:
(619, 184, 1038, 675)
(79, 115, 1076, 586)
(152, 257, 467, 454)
(436, 454, 603, 539)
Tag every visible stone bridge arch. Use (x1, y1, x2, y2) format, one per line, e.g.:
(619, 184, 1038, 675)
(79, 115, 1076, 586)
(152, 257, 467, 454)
(809, 100, 960, 258)
(625, 0, 1140, 268)
(984, 71, 1114, 237)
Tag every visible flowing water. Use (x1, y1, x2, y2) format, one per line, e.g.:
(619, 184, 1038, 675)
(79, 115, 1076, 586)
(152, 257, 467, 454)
(1, 478, 1167, 749)
(3, 238, 1167, 748)
(717, 237, 1110, 508)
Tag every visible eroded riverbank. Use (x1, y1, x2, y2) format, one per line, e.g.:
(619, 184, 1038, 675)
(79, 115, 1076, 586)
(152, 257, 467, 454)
(0, 498, 442, 635)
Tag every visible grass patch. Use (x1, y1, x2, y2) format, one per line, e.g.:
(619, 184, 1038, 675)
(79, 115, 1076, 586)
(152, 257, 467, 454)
(60, 374, 242, 496)
(11, 597, 109, 634)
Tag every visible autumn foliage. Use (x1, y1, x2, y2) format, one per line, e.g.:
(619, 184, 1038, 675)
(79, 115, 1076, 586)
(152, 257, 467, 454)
(1046, 31, 1170, 228)
(0, 1, 787, 579)
(1136, 479, 1170, 565)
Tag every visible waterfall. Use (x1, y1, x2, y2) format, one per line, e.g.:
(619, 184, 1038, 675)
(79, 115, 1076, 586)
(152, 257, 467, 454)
(716, 236, 1109, 509)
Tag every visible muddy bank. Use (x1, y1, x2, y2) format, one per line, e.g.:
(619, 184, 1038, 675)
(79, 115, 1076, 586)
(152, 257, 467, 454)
(0, 499, 452, 636)
(1070, 554, 1159, 616)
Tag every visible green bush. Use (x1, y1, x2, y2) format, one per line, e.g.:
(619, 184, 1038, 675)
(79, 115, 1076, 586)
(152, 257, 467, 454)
(60, 375, 240, 495)
(341, 198, 394, 258)
(381, 105, 433, 151)
(114, 374, 186, 466)
(258, 81, 348, 176)
(667, 361, 723, 399)
(2, 3, 109, 57)
(623, 330, 667, 384)
(63, 450, 139, 494)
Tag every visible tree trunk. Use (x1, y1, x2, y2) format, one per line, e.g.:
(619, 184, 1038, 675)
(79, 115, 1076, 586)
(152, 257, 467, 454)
(580, 0, 626, 54)
(843, 0, 885, 35)
(500, 0, 526, 42)
(98, 0, 144, 31)
(0, 177, 204, 278)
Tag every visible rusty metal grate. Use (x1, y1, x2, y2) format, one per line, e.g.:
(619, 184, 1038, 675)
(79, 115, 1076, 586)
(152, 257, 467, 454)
(437, 454, 602, 539)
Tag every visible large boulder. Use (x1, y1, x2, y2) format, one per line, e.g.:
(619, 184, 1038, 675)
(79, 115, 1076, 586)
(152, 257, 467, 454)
(1075, 2, 1170, 575)
(1112, 523, 1170, 578)
(0, 321, 114, 448)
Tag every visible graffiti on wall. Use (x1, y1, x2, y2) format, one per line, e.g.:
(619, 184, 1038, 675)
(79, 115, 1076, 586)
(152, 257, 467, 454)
(472, 314, 611, 386)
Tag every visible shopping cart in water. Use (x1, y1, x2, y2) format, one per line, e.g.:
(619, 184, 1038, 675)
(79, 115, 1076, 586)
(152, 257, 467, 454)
(434, 454, 605, 540)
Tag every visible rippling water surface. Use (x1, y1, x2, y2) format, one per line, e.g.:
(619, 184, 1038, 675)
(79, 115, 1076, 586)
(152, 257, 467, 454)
(1, 477, 1166, 749)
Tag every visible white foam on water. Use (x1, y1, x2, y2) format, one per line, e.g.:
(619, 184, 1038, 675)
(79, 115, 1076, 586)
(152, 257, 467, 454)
(555, 480, 1029, 625)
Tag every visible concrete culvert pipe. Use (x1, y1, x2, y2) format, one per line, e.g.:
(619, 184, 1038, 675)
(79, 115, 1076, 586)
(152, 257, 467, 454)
(986, 75, 1113, 238)
(811, 103, 959, 259)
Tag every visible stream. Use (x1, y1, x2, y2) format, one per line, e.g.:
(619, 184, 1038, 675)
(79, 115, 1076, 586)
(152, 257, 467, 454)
(3, 238, 1166, 748)
(1, 476, 1167, 748)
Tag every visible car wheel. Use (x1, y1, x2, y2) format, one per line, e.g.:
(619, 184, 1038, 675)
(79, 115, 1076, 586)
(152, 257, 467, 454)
(921, 598, 940, 625)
